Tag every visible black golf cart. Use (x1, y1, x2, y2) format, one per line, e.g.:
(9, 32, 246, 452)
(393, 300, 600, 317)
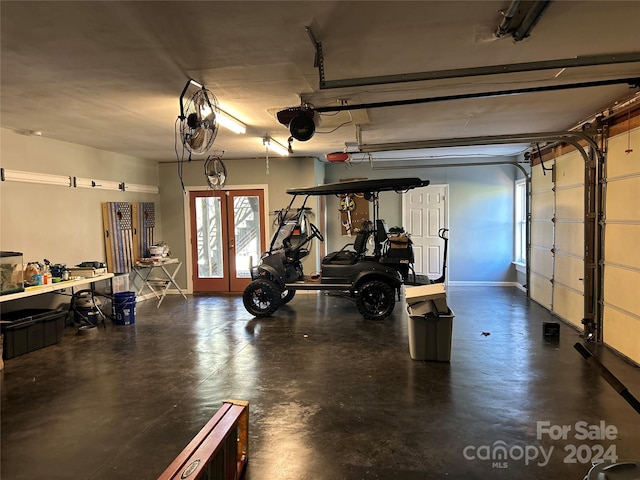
(242, 177, 430, 320)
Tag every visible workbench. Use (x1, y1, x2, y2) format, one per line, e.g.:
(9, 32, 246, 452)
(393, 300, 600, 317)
(0, 273, 115, 303)
(132, 258, 187, 308)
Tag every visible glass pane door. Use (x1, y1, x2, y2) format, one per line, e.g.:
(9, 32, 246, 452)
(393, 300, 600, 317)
(230, 194, 264, 292)
(196, 196, 224, 278)
(190, 191, 229, 292)
(190, 189, 265, 293)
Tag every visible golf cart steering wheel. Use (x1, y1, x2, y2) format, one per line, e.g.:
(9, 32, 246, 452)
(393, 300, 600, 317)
(309, 222, 324, 242)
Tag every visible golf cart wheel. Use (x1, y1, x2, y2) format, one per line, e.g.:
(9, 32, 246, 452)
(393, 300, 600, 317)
(280, 289, 296, 304)
(355, 280, 396, 320)
(243, 279, 281, 317)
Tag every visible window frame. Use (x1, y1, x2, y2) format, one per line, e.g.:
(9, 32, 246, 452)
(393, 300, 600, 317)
(514, 179, 527, 265)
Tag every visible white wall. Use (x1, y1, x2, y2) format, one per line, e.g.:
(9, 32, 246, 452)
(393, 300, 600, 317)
(0, 128, 160, 267)
(157, 156, 322, 289)
(324, 159, 521, 284)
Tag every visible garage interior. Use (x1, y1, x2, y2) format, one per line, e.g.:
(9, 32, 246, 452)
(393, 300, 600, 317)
(1, 1, 640, 479)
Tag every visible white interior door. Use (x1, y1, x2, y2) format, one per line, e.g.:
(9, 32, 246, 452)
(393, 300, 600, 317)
(402, 184, 448, 279)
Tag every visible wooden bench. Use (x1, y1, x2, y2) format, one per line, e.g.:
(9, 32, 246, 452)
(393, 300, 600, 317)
(157, 400, 249, 480)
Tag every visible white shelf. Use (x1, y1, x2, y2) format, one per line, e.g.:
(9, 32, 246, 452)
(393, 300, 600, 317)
(0, 273, 115, 303)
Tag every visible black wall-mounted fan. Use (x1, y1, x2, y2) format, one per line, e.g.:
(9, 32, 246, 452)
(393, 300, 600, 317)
(204, 155, 227, 190)
(178, 80, 219, 155)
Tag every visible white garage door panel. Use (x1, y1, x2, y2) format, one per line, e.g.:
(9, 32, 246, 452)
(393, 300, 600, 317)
(604, 266, 640, 315)
(531, 247, 553, 279)
(603, 128, 640, 365)
(603, 307, 640, 363)
(554, 222, 584, 257)
(554, 254, 584, 292)
(550, 148, 584, 329)
(531, 221, 554, 248)
(531, 163, 555, 312)
(553, 284, 584, 329)
(532, 164, 555, 191)
(605, 224, 640, 269)
(555, 150, 584, 187)
(531, 191, 555, 219)
(606, 128, 640, 178)
(556, 187, 584, 220)
(606, 177, 640, 221)
(530, 273, 552, 308)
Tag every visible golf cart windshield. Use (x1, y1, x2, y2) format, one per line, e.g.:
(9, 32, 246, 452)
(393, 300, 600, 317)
(269, 208, 310, 252)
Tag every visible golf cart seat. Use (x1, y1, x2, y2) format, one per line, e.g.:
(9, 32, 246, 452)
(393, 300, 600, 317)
(322, 225, 371, 265)
(373, 219, 390, 257)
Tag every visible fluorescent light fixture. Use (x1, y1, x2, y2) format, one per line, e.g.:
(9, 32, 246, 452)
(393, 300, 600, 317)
(0, 169, 71, 186)
(197, 104, 246, 134)
(217, 110, 247, 134)
(263, 137, 289, 156)
(189, 79, 203, 89)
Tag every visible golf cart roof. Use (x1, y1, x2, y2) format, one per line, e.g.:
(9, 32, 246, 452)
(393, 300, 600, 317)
(286, 177, 430, 196)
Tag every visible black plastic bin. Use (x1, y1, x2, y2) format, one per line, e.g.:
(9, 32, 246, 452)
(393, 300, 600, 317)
(1, 309, 66, 359)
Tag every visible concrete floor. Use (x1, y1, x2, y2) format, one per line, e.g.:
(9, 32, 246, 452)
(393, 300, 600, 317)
(1, 286, 639, 479)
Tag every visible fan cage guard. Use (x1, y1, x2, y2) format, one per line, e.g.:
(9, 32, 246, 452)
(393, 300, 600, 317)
(204, 156, 227, 190)
(180, 88, 219, 155)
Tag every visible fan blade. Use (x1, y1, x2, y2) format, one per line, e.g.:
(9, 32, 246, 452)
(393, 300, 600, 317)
(188, 129, 206, 150)
(214, 159, 227, 188)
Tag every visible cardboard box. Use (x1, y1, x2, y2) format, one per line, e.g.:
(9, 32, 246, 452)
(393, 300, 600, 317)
(389, 234, 410, 249)
(405, 283, 449, 315)
(68, 267, 107, 277)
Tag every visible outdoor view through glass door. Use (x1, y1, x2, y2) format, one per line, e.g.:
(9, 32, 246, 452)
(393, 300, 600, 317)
(189, 189, 265, 293)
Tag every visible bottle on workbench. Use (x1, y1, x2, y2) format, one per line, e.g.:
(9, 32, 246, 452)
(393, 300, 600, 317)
(42, 264, 52, 285)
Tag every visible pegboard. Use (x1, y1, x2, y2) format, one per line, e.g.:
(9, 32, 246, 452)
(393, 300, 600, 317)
(337, 178, 371, 236)
(339, 193, 370, 235)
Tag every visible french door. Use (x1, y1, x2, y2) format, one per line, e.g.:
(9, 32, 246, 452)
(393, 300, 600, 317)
(189, 189, 265, 293)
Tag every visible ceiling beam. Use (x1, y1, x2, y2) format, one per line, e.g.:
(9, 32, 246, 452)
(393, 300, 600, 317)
(317, 52, 640, 90)
(315, 77, 640, 113)
(358, 130, 600, 155)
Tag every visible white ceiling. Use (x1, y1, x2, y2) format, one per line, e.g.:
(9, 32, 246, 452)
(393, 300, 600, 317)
(1, 1, 639, 164)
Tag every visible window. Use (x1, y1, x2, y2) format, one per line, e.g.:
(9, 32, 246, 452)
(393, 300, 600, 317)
(514, 179, 527, 264)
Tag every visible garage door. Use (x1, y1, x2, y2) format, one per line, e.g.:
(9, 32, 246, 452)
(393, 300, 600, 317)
(552, 150, 585, 330)
(530, 149, 585, 329)
(602, 127, 640, 364)
(529, 160, 555, 309)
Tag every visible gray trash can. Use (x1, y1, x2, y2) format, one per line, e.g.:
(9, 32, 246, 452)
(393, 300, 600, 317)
(407, 310, 454, 362)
